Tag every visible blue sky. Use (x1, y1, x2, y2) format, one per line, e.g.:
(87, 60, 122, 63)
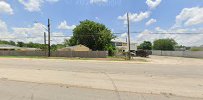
(0, 0, 203, 46)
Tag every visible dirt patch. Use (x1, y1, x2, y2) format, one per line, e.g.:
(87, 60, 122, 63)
(145, 55, 203, 65)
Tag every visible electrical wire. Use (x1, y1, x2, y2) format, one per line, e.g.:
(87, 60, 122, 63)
(1, 32, 203, 40)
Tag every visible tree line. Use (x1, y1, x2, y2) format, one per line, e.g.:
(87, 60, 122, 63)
(137, 38, 189, 51)
(0, 40, 65, 51)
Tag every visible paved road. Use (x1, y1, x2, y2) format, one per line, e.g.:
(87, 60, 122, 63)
(0, 58, 203, 77)
(0, 57, 203, 100)
(0, 79, 201, 100)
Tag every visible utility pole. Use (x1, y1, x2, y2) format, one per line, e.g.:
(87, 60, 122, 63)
(44, 32, 47, 56)
(127, 13, 131, 60)
(48, 19, 51, 57)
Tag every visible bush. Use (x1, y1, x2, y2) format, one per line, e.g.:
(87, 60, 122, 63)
(105, 45, 116, 56)
(190, 48, 202, 51)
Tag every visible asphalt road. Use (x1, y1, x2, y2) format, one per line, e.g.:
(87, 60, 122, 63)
(0, 57, 203, 100)
(0, 79, 201, 100)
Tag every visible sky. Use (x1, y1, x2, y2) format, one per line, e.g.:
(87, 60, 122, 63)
(0, 0, 203, 46)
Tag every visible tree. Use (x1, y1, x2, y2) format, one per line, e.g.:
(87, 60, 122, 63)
(153, 38, 177, 51)
(51, 44, 57, 51)
(17, 42, 25, 47)
(0, 40, 64, 51)
(65, 20, 115, 51)
(50, 44, 65, 51)
(0, 40, 16, 46)
(138, 41, 152, 50)
(9, 41, 16, 46)
(105, 44, 116, 56)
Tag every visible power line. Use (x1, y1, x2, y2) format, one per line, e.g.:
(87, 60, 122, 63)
(1, 31, 203, 41)
(34, 21, 48, 31)
(113, 32, 203, 34)
(1, 32, 203, 40)
(146, 32, 203, 34)
(0, 37, 43, 39)
(51, 36, 71, 37)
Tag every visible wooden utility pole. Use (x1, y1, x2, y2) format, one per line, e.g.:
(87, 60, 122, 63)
(44, 32, 47, 56)
(127, 13, 131, 60)
(44, 32, 47, 46)
(48, 19, 51, 57)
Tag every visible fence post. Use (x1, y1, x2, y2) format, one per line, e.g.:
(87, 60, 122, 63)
(161, 50, 162, 56)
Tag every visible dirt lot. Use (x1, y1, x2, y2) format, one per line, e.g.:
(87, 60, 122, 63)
(137, 55, 203, 65)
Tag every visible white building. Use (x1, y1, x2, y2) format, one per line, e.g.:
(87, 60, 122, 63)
(112, 40, 138, 52)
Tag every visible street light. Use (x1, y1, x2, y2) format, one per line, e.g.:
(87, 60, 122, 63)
(34, 21, 48, 31)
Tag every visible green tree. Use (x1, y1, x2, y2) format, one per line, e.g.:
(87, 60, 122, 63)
(138, 41, 152, 50)
(9, 41, 16, 46)
(0, 40, 16, 46)
(17, 42, 25, 47)
(105, 44, 116, 56)
(50, 44, 65, 51)
(65, 20, 115, 51)
(153, 38, 177, 51)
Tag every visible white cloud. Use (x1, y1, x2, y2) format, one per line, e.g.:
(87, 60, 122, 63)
(118, 11, 151, 24)
(90, 0, 108, 4)
(46, 0, 59, 3)
(173, 7, 203, 28)
(18, 0, 43, 12)
(0, 20, 66, 44)
(95, 17, 100, 20)
(0, 19, 15, 39)
(12, 23, 47, 43)
(0, 19, 8, 32)
(0, 1, 14, 14)
(135, 6, 203, 46)
(51, 32, 70, 44)
(146, 18, 157, 26)
(135, 27, 203, 46)
(12, 23, 68, 44)
(121, 33, 127, 38)
(18, 0, 59, 12)
(12, 23, 46, 37)
(58, 21, 76, 30)
(146, 0, 162, 9)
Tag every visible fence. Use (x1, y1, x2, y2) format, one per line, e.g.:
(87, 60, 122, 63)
(152, 50, 203, 58)
(0, 51, 108, 58)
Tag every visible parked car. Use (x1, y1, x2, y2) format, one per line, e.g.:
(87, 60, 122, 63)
(136, 50, 151, 57)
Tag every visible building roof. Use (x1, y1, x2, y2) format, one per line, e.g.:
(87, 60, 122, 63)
(0, 44, 41, 51)
(111, 39, 127, 43)
(58, 44, 91, 51)
(20, 47, 42, 51)
(111, 40, 137, 44)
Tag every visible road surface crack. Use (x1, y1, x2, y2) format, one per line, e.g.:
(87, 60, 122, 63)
(102, 72, 121, 100)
